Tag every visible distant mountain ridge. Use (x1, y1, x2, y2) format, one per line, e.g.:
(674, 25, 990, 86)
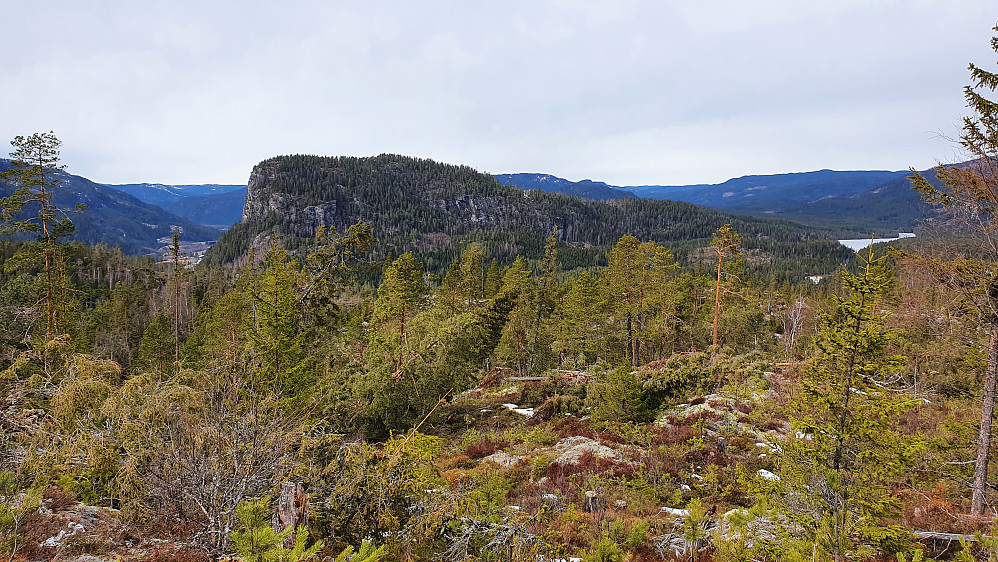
(108, 183, 247, 229)
(497, 169, 930, 236)
(494, 173, 635, 200)
(156, 188, 248, 229)
(107, 183, 245, 206)
(0, 160, 221, 255)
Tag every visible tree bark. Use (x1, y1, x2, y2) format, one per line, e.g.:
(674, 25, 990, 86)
(972, 327, 998, 515)
(273, 481, 308, 547)
(712, 253, 723, 349)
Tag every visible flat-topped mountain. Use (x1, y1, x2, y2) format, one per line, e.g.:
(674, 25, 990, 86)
(206, 154, 852, 281)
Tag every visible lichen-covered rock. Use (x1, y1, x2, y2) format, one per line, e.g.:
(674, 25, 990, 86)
(553, 436, 619, 464)
(483, 451, 524, 467)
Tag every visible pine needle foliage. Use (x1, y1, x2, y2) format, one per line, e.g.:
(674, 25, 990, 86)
(231, 496, 324, 562)
(771, 251, 922, 559)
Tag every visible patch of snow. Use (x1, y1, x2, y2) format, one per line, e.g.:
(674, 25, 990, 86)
(661, 507, 691, 517)
(757, 469, 780, 481)
(40, 521, 85, 548)
(501, 403, 534, 417)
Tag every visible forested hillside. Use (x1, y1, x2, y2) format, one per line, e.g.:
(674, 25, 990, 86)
(0, 213, 992, 561)
(0, 160, 221, 254)
(207, 154, 851, 282)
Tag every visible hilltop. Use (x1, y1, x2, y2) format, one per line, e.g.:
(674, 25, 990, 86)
(205, 154, 851, 282)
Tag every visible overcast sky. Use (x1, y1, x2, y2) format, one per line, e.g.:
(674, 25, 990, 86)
(2, 1, 995, 186)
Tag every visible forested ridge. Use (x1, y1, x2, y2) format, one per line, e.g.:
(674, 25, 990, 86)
(0, 160, 222, 254)
(207, 154, 852, 283)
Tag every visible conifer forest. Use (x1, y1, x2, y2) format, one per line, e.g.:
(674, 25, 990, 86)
(8, 24, 998, 562)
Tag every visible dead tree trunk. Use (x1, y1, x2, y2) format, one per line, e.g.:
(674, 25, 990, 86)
(273, 481, 309, 547)
(972, 328, 998, 515)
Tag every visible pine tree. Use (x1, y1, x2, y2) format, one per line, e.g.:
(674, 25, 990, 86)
(710, 224, 741, 350)
(373, 252, 427, 344)
(301, 221, 376, 328)
(0, 132, 84, 374)
(495, 257, 535, 375)
(602, 235, 677, 366)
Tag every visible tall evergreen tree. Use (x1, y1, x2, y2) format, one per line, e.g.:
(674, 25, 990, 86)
(710, 224, 741, 350)
(372, 252, 427, 344)
(602, 236, 677, 366)
(248, 240, 311, 400)
(167, 230, 186, 368)
(553, 269, 604, 365)
(0, 132, 83, 374)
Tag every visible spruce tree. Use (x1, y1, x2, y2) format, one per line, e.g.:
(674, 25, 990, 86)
(248, 240, 311, 400)
(773, 252, 920, 559)
(167, 229, 185, 368)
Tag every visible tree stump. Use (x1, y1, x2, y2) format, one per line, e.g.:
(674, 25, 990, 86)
(583, 490, 606, 513)
(273, 481, 309, 547)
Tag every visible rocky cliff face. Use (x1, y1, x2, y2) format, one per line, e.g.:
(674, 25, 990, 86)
(243, 161, 341, 234)
(241, 158, 555, 238)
